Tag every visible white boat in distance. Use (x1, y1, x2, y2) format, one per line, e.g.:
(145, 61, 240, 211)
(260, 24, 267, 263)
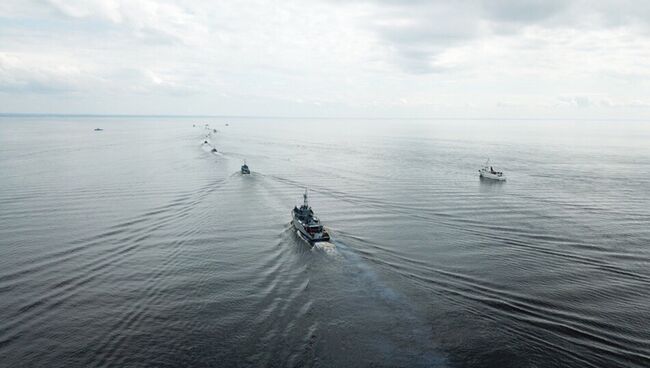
(479, 159, 506, 181)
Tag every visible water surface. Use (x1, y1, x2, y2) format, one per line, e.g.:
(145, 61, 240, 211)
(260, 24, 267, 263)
(1, 116, 649, 367)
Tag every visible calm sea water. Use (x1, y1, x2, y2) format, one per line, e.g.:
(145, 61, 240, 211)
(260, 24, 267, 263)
(1, 116, 649, 367)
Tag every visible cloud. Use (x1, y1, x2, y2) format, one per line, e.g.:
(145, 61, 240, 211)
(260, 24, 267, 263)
(556, 95, 650, 109)
(43, 0, 209, 46)
(355, 1, 482, 73)
(108, 67, 202, 95)
(2, 0, 650, 117)
(481, 0, 568, 24)
(557, 95, 594, 108)
(0, 52, 90, 93)
(0, 52, 202, 97)
(341, 0, 650, 74)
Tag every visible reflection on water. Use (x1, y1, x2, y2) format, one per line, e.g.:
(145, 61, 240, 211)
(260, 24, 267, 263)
(0, 116, 649, 368)
(478, 176, 507, 193)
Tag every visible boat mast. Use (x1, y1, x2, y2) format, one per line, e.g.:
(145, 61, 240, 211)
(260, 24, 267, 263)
(303, 189, 309, 208)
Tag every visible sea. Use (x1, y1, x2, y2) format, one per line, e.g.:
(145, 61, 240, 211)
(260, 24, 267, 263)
(0, 115, 649, 367)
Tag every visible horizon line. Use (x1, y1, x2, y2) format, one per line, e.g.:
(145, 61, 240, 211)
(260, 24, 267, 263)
(1, 112, 649, 122)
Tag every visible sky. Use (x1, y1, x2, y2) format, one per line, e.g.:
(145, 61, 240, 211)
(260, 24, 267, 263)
(2, 0, 650, 118)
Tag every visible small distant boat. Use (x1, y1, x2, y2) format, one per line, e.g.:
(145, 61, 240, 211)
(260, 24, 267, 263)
(211, 148, 218, 153)
(479, 159, 506, 181)
(204, 140, 208, 144)
(292, 190, 330, 243)
(94, 128, 103, 131)
(213, 129, 217, 133)
(241, 162, 250, 174)
(225, 123, 229, 126)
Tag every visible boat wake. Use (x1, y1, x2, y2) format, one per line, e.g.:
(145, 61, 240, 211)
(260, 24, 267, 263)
(313, 241, 337, 255)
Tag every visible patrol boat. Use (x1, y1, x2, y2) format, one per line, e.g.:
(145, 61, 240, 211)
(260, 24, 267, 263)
(479, 159, 506, 181)
(292, 190, 330, 243)
(241, 162, 250, 174)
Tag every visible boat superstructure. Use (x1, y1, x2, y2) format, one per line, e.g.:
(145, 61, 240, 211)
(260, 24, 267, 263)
(292, 190, 330, 243)
(479, 159, 506, 181)
(241, 162, 250, 174)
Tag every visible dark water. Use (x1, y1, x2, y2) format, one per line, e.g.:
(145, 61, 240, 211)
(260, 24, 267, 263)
(1, 116, 649, 367)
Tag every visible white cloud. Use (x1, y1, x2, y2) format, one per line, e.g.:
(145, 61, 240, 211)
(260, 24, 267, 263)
(1, 0, 650, 117)
(0, 52, 92, 93)
(43, 0, 210, 45)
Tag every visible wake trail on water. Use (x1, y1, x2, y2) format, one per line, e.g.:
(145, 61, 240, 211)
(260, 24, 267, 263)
(265, 174, 650, 286)
(217, 151, 446, 366)
(335, 232, 650, 367)
(200, 126, 650, 367)
(259, 168, 650, 366)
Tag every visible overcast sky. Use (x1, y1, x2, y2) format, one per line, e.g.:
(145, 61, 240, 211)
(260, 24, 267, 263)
(2, 0, 650, 118)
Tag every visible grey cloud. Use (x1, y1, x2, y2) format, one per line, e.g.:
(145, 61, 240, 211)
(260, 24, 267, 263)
(108, 67, 203, 96)
(0, 53, 85, 93)
(348, 0, 650, 74)
(480, 0, 568, 24)
(0, 79, 72, 94)
(2, 0, 650, 116)
(365, 2, 480, 73)
(553, 95, 650, 109)
(0, 52, 199, 96)
(558, 95, 593, 108)
(41, 0, 208, 46)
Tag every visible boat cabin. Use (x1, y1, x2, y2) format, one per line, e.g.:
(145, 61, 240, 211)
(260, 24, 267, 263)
(306, 225, 323, 234)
